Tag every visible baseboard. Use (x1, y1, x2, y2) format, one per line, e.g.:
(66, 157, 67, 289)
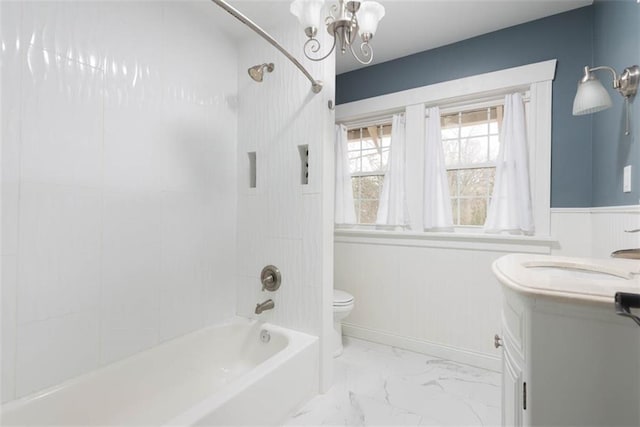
(342, 323, 501, 373)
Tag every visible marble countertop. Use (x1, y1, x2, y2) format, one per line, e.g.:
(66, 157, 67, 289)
(493, 254, 640, 304)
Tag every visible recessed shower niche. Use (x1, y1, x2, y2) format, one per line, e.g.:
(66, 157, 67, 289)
(298, 144, 309, 185)
(248, 151, 257, 188)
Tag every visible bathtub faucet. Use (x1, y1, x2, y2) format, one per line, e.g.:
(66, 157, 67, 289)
(255, 299, 275, 314)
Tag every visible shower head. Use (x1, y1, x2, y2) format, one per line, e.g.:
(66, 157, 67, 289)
(248, 63, 274, 82)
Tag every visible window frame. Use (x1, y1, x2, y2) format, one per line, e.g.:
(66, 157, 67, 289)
(336, 59, 554, 241)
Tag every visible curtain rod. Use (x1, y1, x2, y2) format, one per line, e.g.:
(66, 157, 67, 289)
(211, 0, 323, 94)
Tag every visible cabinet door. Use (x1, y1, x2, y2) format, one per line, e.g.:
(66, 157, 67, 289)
(502, 345, 524, 426)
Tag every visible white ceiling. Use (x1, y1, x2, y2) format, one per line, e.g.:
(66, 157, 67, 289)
(208, 0, 593, 74)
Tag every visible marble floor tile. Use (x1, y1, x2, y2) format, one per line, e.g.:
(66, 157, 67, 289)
(285, 337, 500, 426)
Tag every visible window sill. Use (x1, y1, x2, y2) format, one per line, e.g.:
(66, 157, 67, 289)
(334, 228, 557, 253)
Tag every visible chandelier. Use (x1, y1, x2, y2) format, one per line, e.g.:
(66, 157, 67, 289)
(290, 0, 385, 65)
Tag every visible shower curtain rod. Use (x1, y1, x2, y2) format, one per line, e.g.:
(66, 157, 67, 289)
(211, 0, 323, 94)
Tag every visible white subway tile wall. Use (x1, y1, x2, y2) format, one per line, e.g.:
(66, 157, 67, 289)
(235, 21, 335, 342)
(1, 1, 238, 401)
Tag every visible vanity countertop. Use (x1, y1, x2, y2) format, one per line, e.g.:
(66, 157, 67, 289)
(493, 254, 640, 304)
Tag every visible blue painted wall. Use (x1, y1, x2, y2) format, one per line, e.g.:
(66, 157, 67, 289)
(337, 7, 597, 207)
(591, 0, 640, 207)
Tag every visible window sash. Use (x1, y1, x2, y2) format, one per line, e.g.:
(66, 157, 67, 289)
(440, 105, 503, 227)
(347, 122, 392, 224)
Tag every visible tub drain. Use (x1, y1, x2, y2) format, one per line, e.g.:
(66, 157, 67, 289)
(260, 329, 271, 343)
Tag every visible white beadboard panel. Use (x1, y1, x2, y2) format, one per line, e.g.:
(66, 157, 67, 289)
(334, 241, 509, 365)
(550, 207, 640, 258)
(17, 183, 102, 325)
(341, 324, 501, 372)
(590, 207, 640, 258)
(20, 50, 104, 188)
(550, 209, 592, 257)
(336, 207, 640, 369)
(1, 256, 18, 403)
(1, 0, 24, 257)
(100, 191, 162, 364)
(14, 311, 100, 398)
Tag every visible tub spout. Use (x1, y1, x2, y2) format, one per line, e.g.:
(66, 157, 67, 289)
(255, 299, 274, 314)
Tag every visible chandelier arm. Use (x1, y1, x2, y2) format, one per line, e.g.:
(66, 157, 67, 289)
(303, 36, 338, 62)
(347, 16, 358, 46)
(348, 41, 373, 65)
(327, 3, 339, 22)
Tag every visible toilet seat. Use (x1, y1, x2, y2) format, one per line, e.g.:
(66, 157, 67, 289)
(333, 290, 354, 307)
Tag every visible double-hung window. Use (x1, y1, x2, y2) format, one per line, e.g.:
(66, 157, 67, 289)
(336, 60, 554, 237)
(347, 124, 392, 224)
(441, 105, 504, 226)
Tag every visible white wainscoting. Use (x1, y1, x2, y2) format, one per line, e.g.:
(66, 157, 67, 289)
(335, 205, 640, 372)
(551, 206, 640, 257)
(334, 235, 554, 372)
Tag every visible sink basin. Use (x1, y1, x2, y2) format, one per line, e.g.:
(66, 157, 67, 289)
(523, 260, 632, 280)
(493, 254, 640, 304)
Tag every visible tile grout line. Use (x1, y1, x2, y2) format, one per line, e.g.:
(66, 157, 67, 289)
(10, 0, 25, 401)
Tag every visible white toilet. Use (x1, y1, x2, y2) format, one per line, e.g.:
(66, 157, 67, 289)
(332, 289, 355, 357)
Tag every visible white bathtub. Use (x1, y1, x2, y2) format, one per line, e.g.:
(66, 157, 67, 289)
(0, 318, 319, 426)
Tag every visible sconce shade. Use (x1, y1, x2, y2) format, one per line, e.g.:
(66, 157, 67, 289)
(290, 0, 325, 30)
(572, 77, 613, 116)
(356, 1, 385, 37)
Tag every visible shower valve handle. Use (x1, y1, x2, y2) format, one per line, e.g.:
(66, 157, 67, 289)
(260, 265, 281, 292)
(261, 274, 274, 291)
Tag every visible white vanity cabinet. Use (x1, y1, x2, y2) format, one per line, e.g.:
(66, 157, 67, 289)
(500, 286, 527, 427)
(494, 254, 640, 427)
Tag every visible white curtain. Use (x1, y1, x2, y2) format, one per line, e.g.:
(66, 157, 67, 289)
(334, 124, 356, 225)
(376, 114, 410, 227)
(423, 106, 454, 230)
(484, 93, 534, 234)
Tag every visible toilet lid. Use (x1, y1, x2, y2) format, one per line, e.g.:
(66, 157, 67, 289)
(333, 289, 354, 306)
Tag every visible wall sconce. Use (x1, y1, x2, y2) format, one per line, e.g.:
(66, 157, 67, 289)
(572, 64, 639, 135)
